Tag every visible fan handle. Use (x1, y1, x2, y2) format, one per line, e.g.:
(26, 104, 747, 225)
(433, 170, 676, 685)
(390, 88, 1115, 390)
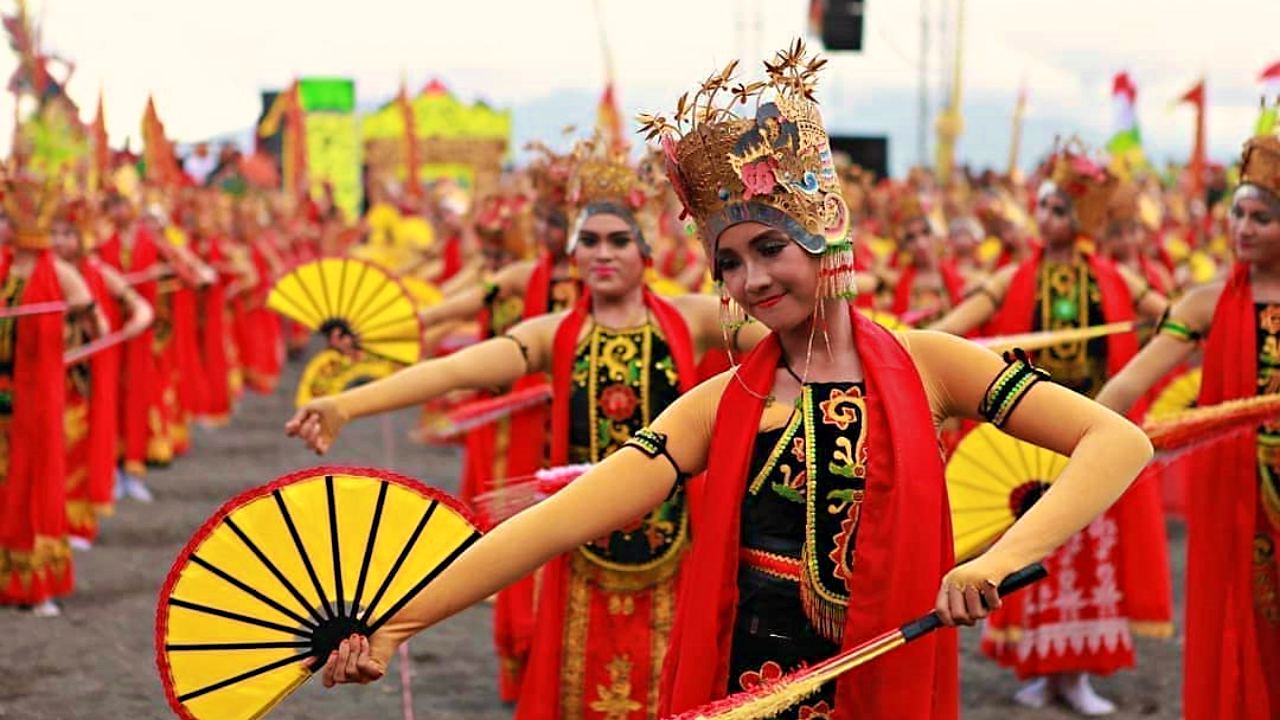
(900, 562, 1047, 641)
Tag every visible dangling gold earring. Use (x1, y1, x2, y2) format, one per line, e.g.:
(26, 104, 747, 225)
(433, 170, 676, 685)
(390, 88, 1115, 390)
(717, 280, 748, 332)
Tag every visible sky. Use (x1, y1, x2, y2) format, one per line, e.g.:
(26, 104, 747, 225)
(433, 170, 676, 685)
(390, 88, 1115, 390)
(2, 0, 1278, 176)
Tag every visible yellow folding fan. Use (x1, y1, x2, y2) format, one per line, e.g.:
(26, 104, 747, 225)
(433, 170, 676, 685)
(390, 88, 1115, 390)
(945, 423, 1068, 562)
(267, 258, 422, 365)
(1145, 367, 1201, 423)
(156, 467, 481, 720)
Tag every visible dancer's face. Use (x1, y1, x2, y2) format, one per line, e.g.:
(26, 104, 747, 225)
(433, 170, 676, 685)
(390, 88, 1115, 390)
(901, 218, 935, 266)
(51, 221, 81, 260)
(715, 221, 822, 332)
(1036, 191, 1075, 247)
(1231, 191, 1280, 266)
(574, 213, 645, 300)
(535, 203, 568, 258)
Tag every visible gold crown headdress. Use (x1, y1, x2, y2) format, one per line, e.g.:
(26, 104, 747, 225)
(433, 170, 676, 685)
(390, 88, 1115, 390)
(640, 39, 854, 298)
(525, 142, 573, 210)
(564, 134, 657, 255)
(1042, 140, 1116, 240)
(1240, 114, 1280, 200)
(0, 168, 63, 251)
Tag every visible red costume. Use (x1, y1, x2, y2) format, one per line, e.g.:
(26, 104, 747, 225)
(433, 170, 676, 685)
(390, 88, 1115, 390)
(1183, 263, 1275, 718)
(99, 227, 159, 477)
(659, 310, 958, 719)
(981, 249, 1172, 676)
(0, 248, 73, 604)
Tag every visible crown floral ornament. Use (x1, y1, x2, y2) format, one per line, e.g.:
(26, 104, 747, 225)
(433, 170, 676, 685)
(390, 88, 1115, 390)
(1042, 139, 1117, 240)
(1240, 111, 1280, 200)
(639, 39, 855, 301)
(564, 133, 657, 255)
(0, 165, 63, 251)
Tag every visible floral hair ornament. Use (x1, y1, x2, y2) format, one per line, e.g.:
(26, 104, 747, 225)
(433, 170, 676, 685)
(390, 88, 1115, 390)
(0, 163, 63, 251)
(1039, 137, 1117, 240)
(565, 133, 657, 257)
(1239, 106, 1280, 202)
(639, 38, 855, 311)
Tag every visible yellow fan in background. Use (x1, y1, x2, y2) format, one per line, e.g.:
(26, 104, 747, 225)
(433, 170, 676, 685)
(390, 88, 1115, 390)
(1145, 367, 1201, 423)
(401, 276, 445, 309)
(857, 307, 908, 331)
(156, 467, 481, 720)
(268, 258, 423, 365)
(946, 424, 1068, 562)
(294, 349, 402, 409)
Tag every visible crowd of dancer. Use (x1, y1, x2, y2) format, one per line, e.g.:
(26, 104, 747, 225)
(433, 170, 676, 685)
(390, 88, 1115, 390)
(4, 36, 1278, 720)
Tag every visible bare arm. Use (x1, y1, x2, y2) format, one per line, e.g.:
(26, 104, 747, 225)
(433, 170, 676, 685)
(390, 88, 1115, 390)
(285, 312, 564, 452)
(906, 331, 1154, 593)
(928, 266, 1015, 335)
(356, 374, 725, 674)
(97, 262, 155, 339)
(418, 261, 533, 328)
(1117, 264, 1170, 321)
(1094, 283, 1219, 415)
(53, 258, 93, 307)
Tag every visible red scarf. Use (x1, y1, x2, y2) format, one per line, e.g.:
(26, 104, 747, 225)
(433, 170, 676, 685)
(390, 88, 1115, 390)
(0, 249, 70, 600)
(197, 234, 232, 419)
(658, 308, 957, 719)
(891, 260, 965, 315)
(78, 258, 122, 509)
(504, 253, 563, 480)
(99, 228, 158, 467)
(989, 248, 1138, 376)
(1185, 263, 1271, 719)
(516, 288, 698, 720)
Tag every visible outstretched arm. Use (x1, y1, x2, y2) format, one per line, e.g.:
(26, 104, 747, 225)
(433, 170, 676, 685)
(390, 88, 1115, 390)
(1094, 284, 1218, 415)
(285, 312, 563, 453)
(904, 330, 1154, 623)
(318, 373, 727, 686)
(928, 265, 1015, 335)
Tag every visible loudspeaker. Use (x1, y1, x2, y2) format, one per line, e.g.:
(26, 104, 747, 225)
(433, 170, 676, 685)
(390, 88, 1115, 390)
(828, 135, 888, 180)
(820, 0, 865, 52)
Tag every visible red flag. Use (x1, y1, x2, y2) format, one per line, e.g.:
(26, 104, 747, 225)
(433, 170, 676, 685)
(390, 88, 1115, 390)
(283, 81, 309, 199)
(1177, 79, 1207, 241)
(1112, 72, 1137, 104)
(90, 91, 109, 191)
(397, 79, 422, 198)
(1260, 61, 1280, 83)
(596, 82, 626, 153)
(140, 95, 182, 187)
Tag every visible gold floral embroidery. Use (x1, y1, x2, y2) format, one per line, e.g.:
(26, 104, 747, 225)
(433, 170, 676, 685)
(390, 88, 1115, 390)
(589, 655, 643, 720)
(608, 595, 636, 616)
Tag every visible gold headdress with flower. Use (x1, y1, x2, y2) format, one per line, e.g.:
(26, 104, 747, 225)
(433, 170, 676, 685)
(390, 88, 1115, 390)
(1240, 122, 1280, 200)
(525, 141, 573, 210)
(0, 168, 62, 250)
(1043, 141, 1117, 240)
(564, 134, 657, 255)
(640, 39, 854, 297)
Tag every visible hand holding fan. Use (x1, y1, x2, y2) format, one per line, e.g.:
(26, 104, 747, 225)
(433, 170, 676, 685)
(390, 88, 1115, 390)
(268, 258, 423, 365)
(155, 467, 481, 720)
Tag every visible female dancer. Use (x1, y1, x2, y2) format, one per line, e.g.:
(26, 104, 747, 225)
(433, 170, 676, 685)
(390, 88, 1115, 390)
(300, 45, 1153, 720)
(1095, 130, 1280, 720)
(288, 137, 765, 718)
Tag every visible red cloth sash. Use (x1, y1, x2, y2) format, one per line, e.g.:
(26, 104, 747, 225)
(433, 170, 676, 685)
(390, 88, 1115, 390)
(988, 248, 1138, 377)
(1184, 263, 1271, 719)
(78, 258, 122, 512)
(99, 228, 158, 469)
(516, 288, 697, 720)
(891, 261, 966, 315)
(197, 235, 232, 420)
(0, 249, 72, 603)
(658, 307, 957, 719)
